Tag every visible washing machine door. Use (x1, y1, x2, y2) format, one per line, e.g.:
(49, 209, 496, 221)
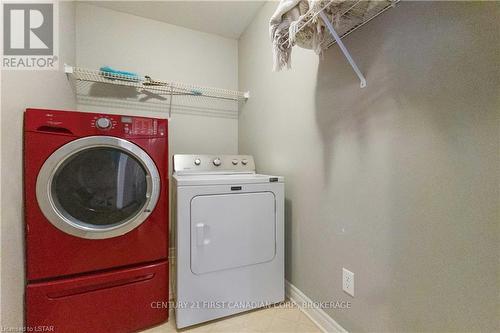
(36, 136, 160, 239)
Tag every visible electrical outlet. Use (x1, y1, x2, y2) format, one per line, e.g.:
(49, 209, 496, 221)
(342, 268, 355, 297)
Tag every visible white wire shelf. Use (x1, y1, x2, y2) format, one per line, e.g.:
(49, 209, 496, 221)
(65, 65, 249, 117)
(280, 0, 399, 49)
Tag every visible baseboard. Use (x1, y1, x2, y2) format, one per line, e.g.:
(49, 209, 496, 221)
(285, 280, 347, 333)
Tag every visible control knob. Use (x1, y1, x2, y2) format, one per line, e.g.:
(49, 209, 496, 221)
(96, 117, 111, 129)
(213, 158, 222, 166)
(194, 158, 201, 166)
(232, 159, 239, 165)
(241, 159, 248, 165)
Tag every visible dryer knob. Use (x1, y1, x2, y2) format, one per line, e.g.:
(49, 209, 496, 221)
(213, 158, 222, 166)
(232, 159, 239, 165)
(241, 159, 249, 165)
(194, 158, 201, 166)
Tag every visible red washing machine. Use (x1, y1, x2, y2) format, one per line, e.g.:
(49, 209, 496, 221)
(24, 109, 169, 332)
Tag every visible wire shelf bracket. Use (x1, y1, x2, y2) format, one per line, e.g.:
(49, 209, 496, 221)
(319, 10, 366, 88)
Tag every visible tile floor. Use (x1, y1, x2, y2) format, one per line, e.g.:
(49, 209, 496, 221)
(143, 302, 322, 333)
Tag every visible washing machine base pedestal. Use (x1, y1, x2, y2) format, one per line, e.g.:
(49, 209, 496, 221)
(26, 261, 169, 333)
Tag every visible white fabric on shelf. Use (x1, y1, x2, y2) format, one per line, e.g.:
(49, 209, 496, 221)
(269, 0, 322, 71)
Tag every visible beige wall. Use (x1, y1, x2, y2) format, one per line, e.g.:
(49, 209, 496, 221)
(75, 3, 239, 155)
(239, 2, 499, 332)
(1, 2, 77, 327)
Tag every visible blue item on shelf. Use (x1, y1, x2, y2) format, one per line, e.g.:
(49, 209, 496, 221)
(99, 66, 139, 81)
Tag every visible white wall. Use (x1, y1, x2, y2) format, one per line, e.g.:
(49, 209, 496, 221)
(1, 2, 77, 327)
(75, 3, 239, 155)
(239, 2, 499, 332)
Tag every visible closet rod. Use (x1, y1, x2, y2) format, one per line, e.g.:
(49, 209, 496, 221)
(318, 10, 366, 88)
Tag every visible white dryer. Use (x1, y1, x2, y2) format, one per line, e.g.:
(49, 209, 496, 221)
(172, 155, 284, 328)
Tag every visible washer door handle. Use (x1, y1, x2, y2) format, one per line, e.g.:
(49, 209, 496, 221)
(195, 223, 210, 246)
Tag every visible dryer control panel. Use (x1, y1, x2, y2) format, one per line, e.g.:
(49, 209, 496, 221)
(25, 109, 167, 138)
(173, 155, 255, 174)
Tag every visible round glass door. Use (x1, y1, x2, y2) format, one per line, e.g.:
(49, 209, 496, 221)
(36, 136, 160, 239)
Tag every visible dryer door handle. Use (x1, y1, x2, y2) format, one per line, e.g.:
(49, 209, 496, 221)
(195, 223, 210, 246)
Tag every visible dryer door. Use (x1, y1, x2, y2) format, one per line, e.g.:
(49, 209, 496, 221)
(36, 136, 160, 239)
(190, 191, 276, 275)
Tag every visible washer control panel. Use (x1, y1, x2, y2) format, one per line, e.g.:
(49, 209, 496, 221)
(89, 114, 166, 137)
(173, 155, 255, 173)
(25, 109, 168, 138)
